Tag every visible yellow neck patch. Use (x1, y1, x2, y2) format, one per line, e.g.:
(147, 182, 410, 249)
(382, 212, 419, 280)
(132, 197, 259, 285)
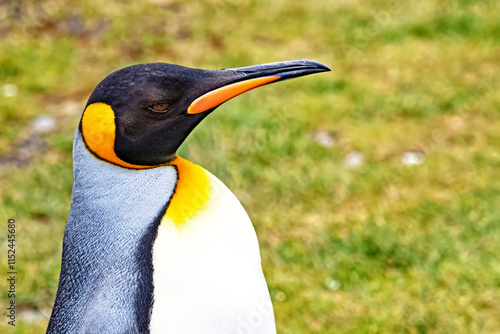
(162, 156, 212, 228)
(81, 103, 156, 170)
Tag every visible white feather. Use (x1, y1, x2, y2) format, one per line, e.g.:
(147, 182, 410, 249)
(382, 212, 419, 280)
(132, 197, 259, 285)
(151, 171, 276, 334)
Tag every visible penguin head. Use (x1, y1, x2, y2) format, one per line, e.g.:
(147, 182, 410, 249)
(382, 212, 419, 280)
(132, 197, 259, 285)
(80, 60, 330, 169)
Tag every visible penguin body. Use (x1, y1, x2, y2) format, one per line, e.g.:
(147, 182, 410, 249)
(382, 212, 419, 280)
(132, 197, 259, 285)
(48, 60, 329, 333)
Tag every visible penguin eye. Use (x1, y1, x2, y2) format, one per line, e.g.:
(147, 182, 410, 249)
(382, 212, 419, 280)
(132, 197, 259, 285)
(148, 103, 171, 113)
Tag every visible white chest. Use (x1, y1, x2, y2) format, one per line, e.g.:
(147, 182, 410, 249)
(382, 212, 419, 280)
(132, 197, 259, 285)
(150, 168, 276, 334)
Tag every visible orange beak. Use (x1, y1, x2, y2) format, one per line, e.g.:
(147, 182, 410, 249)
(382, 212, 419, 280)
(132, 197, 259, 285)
(187, 76, 280, 114)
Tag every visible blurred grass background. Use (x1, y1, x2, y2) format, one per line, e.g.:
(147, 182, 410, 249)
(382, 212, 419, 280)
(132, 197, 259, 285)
(1, 0, 500, 333)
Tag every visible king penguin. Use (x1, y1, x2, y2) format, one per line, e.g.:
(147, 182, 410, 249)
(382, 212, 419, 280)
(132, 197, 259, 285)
(47, 60, 330, 333)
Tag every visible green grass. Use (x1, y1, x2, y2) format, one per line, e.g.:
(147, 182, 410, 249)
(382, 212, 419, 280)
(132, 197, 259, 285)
(1, 0, 500, 332)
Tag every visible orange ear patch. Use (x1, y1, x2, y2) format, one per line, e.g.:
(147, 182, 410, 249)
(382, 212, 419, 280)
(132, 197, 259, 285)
(161, 156, 212, 228)
(81, 103, 154, 169)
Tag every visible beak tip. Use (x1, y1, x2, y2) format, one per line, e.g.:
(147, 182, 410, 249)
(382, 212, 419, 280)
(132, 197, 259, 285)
(300, 59, 331, 73)
(317, 62, 332, 72)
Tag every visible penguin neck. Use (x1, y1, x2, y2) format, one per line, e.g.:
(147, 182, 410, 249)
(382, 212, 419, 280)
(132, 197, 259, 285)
(49, 131, 179, 333)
